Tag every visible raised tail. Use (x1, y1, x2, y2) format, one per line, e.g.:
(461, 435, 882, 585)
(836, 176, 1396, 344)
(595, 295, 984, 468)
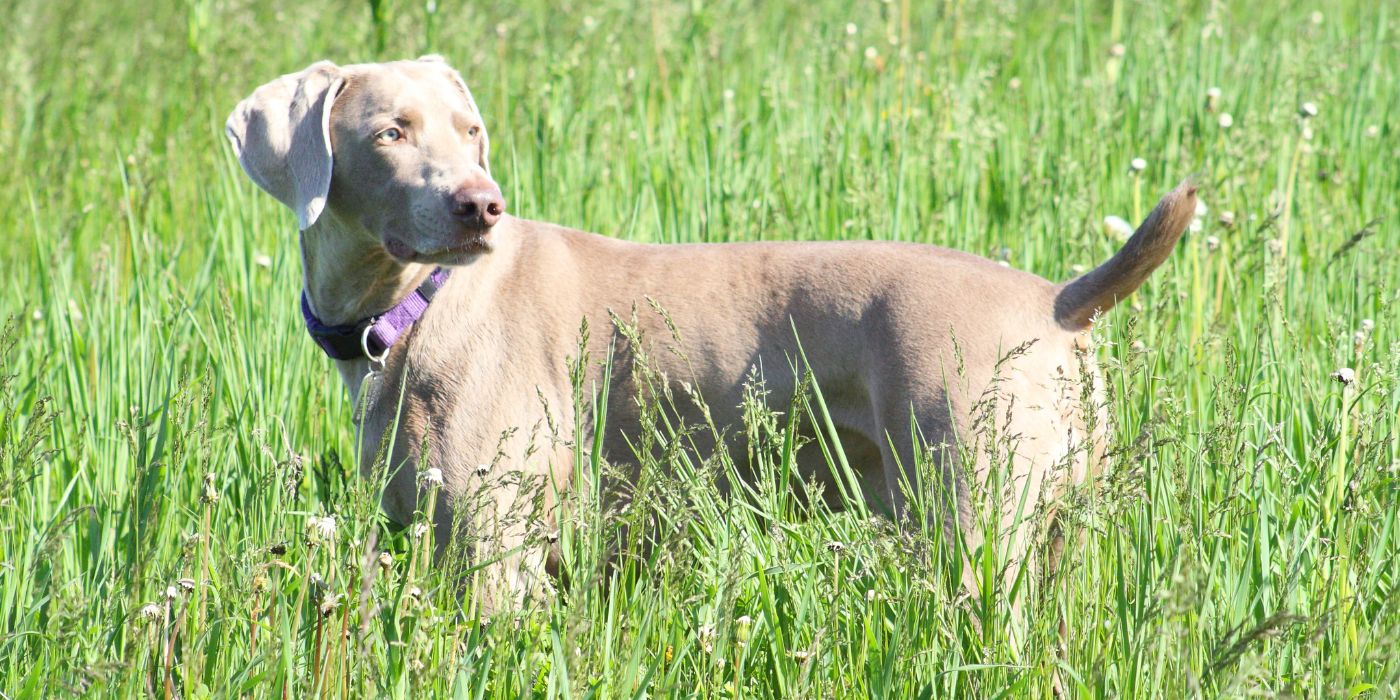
(1053, 181, 1198, 330)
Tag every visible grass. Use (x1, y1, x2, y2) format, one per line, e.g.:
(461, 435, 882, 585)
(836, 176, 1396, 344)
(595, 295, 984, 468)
(1, 0, 1398, 696)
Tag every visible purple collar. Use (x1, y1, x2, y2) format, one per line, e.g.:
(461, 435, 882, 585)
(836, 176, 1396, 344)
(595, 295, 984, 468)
(301, 267, 450, 361)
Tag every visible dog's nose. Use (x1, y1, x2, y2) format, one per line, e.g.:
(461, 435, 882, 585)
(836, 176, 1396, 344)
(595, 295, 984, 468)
(449, 185, 505, 229)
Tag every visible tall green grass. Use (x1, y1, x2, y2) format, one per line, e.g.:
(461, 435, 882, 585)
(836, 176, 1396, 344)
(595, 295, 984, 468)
(1, 0, 1397, 696)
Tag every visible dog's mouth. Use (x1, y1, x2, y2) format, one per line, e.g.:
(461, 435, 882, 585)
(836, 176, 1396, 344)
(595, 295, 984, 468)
(384, 231, 492, 263)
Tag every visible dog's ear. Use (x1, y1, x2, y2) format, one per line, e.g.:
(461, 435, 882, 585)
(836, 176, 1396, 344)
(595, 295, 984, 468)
(226, 61, 345, 230)
(417, 54, 490, 174)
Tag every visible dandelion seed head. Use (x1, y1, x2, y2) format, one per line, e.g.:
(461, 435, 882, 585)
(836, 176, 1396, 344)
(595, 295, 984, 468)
(1103, 215, 1134, 242)
(1129, 157, 1147, 174)
(1218, 113, 1233, 129)
(421, 468, 444, 487)
(1331, 367, 1356, 385)
(1299, 102, 1318, 119)
(1205, 236, 1220, 252)
(306, 515, 336, 543)
(845, 23, 857, 35)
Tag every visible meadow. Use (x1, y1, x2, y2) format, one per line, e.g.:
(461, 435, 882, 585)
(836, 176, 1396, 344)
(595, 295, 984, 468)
(1, 0, 1397, 696)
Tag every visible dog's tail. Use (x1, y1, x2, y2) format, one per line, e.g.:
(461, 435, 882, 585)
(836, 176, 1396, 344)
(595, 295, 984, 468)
(1053, 181, 1198, 330)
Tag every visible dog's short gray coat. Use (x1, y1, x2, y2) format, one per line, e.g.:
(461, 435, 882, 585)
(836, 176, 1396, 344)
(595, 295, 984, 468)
(227, 57, 1197, 609)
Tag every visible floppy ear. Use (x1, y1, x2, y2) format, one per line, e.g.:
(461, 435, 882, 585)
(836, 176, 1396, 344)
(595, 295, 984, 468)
(225, 61, 345, 230)
(417, 54, 490, 174)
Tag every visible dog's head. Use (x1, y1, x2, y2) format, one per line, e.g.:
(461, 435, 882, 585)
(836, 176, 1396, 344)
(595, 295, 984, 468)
(226, 56, 504, 265)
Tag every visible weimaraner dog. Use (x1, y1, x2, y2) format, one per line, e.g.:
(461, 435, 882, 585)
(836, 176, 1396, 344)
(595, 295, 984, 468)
(227, 56, 1196, 609)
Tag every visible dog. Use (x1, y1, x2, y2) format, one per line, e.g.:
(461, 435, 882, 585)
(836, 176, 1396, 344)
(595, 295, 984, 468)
(226, 56, 1196, 609)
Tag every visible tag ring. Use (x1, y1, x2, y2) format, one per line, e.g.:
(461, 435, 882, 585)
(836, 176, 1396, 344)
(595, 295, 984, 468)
(360, 324, 389, 369)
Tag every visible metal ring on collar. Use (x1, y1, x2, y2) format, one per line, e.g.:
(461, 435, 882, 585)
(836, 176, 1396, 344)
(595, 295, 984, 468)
(360, 323, 390, 366)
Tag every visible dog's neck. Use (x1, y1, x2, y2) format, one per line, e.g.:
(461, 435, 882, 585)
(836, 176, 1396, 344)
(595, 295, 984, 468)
(298, 210, 435, 394)
(298, 211, 435, 328)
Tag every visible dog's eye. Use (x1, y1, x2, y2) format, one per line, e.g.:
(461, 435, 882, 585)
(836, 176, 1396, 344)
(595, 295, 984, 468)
(376, 127, 404, 143)
(467, 126, 480, 138)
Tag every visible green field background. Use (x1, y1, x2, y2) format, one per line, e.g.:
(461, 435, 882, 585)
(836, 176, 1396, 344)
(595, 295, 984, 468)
(1, 0, 1397, 697)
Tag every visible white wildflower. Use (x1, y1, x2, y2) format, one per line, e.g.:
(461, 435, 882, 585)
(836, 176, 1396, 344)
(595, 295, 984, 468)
(845, 23, 857, 35)
(698, 623, 716, 653)
(1108, 43, 1126, 58)
(1103, 215, 1134, 242)
(1129, 157, 1147, 174)
(1218, 113, 1233, 129)
(1299, 102, 1318, 119)
(1330, 367, 1356, 385)
(253, 252, 272, 269)
(735, 615, 752, 645)
(306, 515, 336, 544)
(420, 468, 444, 487)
